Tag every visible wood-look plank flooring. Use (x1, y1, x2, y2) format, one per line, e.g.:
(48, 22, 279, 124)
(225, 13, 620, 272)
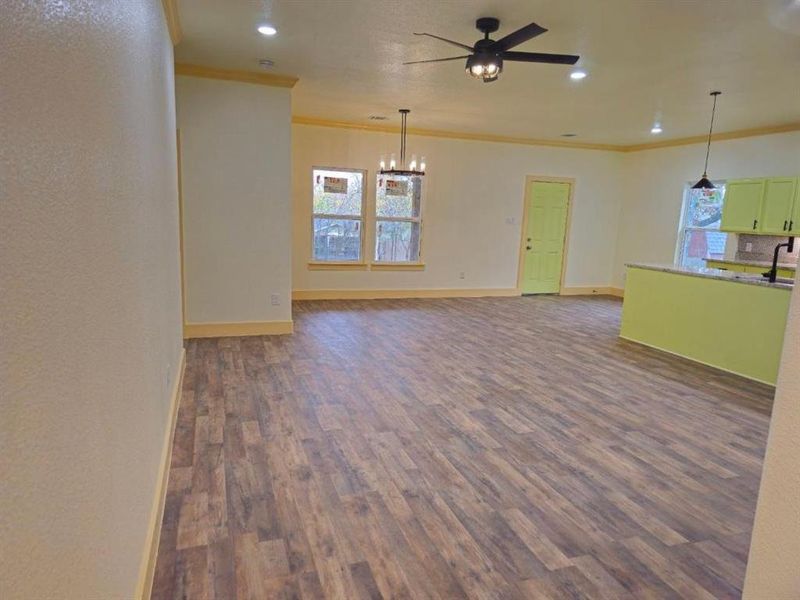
(152, 296, 773, 599)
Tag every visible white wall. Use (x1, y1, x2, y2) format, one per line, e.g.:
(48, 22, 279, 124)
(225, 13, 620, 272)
(743, 267, 800, 599)
(177, 76, 292, 324)
(293, 125, 624, 291)
(613, 132, 800, 287)
(0, 2, 183, 599)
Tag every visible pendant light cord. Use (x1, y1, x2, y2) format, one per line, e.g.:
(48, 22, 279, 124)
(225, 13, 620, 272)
(703, 91, 721, 176)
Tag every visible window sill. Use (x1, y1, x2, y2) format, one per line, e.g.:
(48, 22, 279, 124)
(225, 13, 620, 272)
(308, 261, 369, 271)
(371, 262, 426, 271)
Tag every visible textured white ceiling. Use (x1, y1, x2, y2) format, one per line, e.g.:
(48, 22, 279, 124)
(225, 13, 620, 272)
(176, 0, 800, 144)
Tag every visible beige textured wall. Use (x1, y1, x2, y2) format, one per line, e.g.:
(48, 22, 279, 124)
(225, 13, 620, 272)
(0, 2, 183, 598)
(293, 124, 624, 291)
(743, 268, 800, 599)
(177, 76, 293, 324)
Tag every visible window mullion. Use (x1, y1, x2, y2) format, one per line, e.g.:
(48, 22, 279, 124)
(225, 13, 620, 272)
(313, 213, 363, 220)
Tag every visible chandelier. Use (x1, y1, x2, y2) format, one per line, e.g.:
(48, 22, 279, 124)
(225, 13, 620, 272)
(379, 109, 426, 176)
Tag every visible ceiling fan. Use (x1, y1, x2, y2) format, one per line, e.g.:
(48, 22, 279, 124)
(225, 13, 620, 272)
(405, 18, 579, 83)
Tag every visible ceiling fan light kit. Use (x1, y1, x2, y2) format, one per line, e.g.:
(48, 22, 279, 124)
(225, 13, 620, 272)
(405, 17, 580, 83)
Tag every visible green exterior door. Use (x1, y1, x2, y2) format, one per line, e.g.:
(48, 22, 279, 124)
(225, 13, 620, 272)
(759, 177, 797, 234)
(521, 181, 569, 294)
(791, 179, 800, 235)
(721, 179, 765, 232)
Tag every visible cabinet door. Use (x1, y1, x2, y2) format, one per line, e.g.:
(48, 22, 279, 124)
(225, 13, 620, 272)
(791, 179, 800, 235)
(720, 179, 765, 232)
(760, 177, 797, 234)
(705, 260, 729, 270)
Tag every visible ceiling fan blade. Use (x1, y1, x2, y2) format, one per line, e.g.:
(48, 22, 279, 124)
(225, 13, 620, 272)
(403, 55, 470, 65)
(413, 32, 474, 52)
(491, 22, 548, 51)
(502, 51, 580, 65)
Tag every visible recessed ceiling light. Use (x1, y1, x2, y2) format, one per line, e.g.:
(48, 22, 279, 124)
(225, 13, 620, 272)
(651, 124, 663, 134)
(258, 59, 275, 69)
(570, 70, 587, 80)
(257, 24, 277, 36)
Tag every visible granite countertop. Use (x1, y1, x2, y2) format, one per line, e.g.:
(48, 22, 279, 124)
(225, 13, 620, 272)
(627, 263, 795, 290)
(706, 257, 797, 270)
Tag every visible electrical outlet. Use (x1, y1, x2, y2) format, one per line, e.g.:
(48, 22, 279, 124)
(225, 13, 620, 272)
(505, 216, 516, 225)
(458, 272, 465, 279)
(271, 293, 280, 306)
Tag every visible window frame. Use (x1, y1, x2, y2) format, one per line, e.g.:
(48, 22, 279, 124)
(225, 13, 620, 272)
(373, 174, 425, 265)
(310, 166, 368, 266)
(675, 180, 728, 268)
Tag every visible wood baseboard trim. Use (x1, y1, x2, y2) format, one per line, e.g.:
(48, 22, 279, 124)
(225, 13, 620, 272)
(183, 320, 294, 338)
(136, 347, 186, 600)
(292, 288, 520, 301)
(560, 286, 624, 297)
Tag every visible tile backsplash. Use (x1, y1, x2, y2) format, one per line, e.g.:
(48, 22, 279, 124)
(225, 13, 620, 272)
(736, 233, 799, 264)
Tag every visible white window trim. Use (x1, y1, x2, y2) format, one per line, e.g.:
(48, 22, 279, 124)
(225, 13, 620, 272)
(374, 176, 424, 264)
(675, 180, 727, 267)
(310, 166, 367, 264)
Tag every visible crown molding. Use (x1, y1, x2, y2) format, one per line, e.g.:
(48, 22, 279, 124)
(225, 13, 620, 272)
(175, 63, 299, 88)
(292, 115, 800, 153)
(161, 0, 182, 46)
(291, 116, 626, 152)
(621, 122, 800, 152)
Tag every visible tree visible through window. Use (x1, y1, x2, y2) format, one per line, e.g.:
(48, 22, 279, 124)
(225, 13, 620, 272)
(375, 175, 422, 262)
(677, 182, 727, 268)
(312, 168, 365, 262)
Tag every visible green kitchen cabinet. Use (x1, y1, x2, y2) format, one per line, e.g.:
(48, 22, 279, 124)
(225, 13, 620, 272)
(704, 260, 795, 280)
(705, 260, 742, 272)
(792, 179, 800, 235)
(759, 177, 798, 234)
(720, 179, 765, 232)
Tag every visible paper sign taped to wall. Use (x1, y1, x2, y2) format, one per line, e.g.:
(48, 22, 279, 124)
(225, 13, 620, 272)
(385, 179, 408, 196)
(324, 176, 348, 194)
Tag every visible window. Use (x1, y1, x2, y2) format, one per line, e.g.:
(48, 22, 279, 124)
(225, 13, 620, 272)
(375, 174, 422, 263)
(677, 182, 728, 268)
(312, 168, 365, 262)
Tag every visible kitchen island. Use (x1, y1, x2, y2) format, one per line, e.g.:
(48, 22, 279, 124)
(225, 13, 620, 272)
(620, 263, 794, 385)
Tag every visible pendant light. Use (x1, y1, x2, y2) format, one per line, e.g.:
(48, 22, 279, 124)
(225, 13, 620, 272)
(379, 109, 426, 176)
(692, 91, 722, 190)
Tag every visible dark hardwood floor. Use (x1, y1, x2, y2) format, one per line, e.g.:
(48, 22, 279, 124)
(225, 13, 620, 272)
(152, 295, 773, 599)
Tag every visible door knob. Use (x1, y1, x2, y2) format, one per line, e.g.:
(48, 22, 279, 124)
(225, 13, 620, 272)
(526, 245, 532, 250)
